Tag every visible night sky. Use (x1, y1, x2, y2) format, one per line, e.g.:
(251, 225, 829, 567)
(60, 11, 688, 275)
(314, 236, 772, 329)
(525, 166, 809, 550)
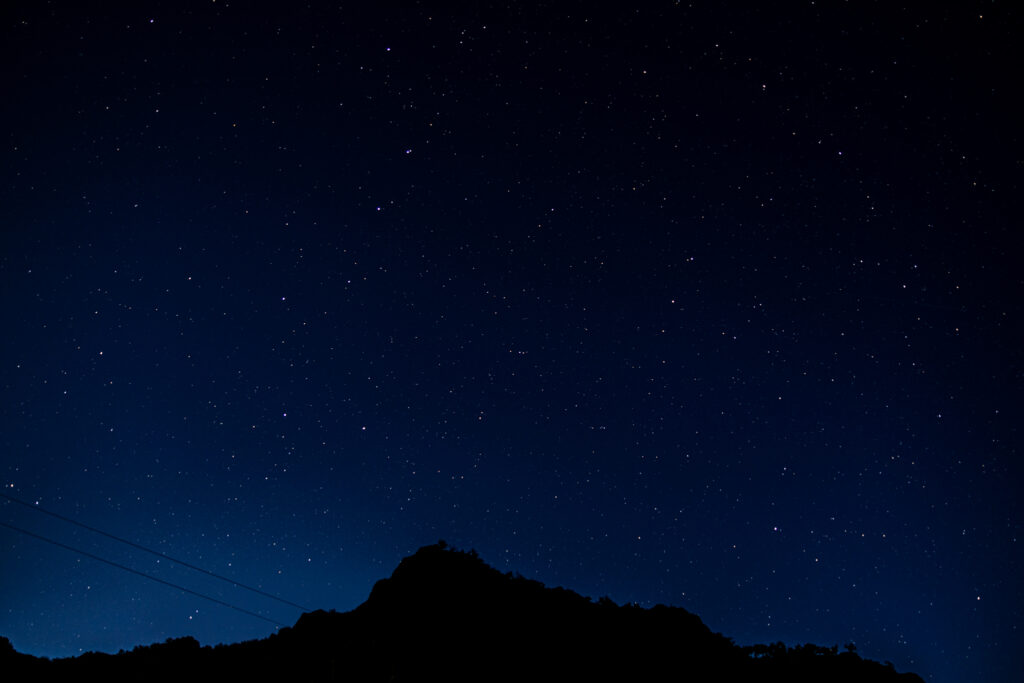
(1, 2, 1021, 682)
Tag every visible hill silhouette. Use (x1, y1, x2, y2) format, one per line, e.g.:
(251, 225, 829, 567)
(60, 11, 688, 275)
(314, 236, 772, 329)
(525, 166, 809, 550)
(1, 542, 924, 682)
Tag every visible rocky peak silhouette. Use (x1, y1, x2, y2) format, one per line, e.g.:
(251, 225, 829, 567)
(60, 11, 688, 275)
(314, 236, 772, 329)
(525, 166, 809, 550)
(2, 542, 925, 682)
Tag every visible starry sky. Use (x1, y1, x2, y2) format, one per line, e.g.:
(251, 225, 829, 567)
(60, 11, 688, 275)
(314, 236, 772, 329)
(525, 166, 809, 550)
(1, 2, 1021, 682)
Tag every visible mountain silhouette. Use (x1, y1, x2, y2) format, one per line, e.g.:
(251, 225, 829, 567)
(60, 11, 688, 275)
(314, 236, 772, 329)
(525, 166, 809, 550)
(1, 542, 924, 682)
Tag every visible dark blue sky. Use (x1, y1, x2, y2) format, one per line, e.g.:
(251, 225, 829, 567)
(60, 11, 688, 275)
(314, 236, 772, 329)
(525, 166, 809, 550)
(1, 3, 1021, 682)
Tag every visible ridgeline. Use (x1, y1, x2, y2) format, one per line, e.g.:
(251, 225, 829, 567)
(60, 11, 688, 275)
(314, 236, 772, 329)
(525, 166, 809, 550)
(1, 542, 924, 682)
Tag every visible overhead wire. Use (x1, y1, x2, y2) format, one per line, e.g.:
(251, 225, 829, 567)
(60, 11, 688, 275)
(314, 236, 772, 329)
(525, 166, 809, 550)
(0, 491, 310, 612)
(0, 520, 287, 627)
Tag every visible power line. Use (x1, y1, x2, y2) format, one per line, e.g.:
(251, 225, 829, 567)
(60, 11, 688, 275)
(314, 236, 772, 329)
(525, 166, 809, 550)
(0, 491, 309, 611)
(0, 520, 287, 627)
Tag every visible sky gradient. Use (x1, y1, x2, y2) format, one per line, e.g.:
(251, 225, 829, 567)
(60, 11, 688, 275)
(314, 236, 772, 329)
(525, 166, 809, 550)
(1, 3, 1021, 682)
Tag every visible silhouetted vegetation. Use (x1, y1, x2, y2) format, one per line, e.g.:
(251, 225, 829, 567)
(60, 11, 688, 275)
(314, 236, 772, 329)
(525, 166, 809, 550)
(0, 542, 924, 682)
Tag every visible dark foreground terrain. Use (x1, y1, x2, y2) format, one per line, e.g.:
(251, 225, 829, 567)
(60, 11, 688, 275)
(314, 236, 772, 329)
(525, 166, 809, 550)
(1, 543, 923, 682)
